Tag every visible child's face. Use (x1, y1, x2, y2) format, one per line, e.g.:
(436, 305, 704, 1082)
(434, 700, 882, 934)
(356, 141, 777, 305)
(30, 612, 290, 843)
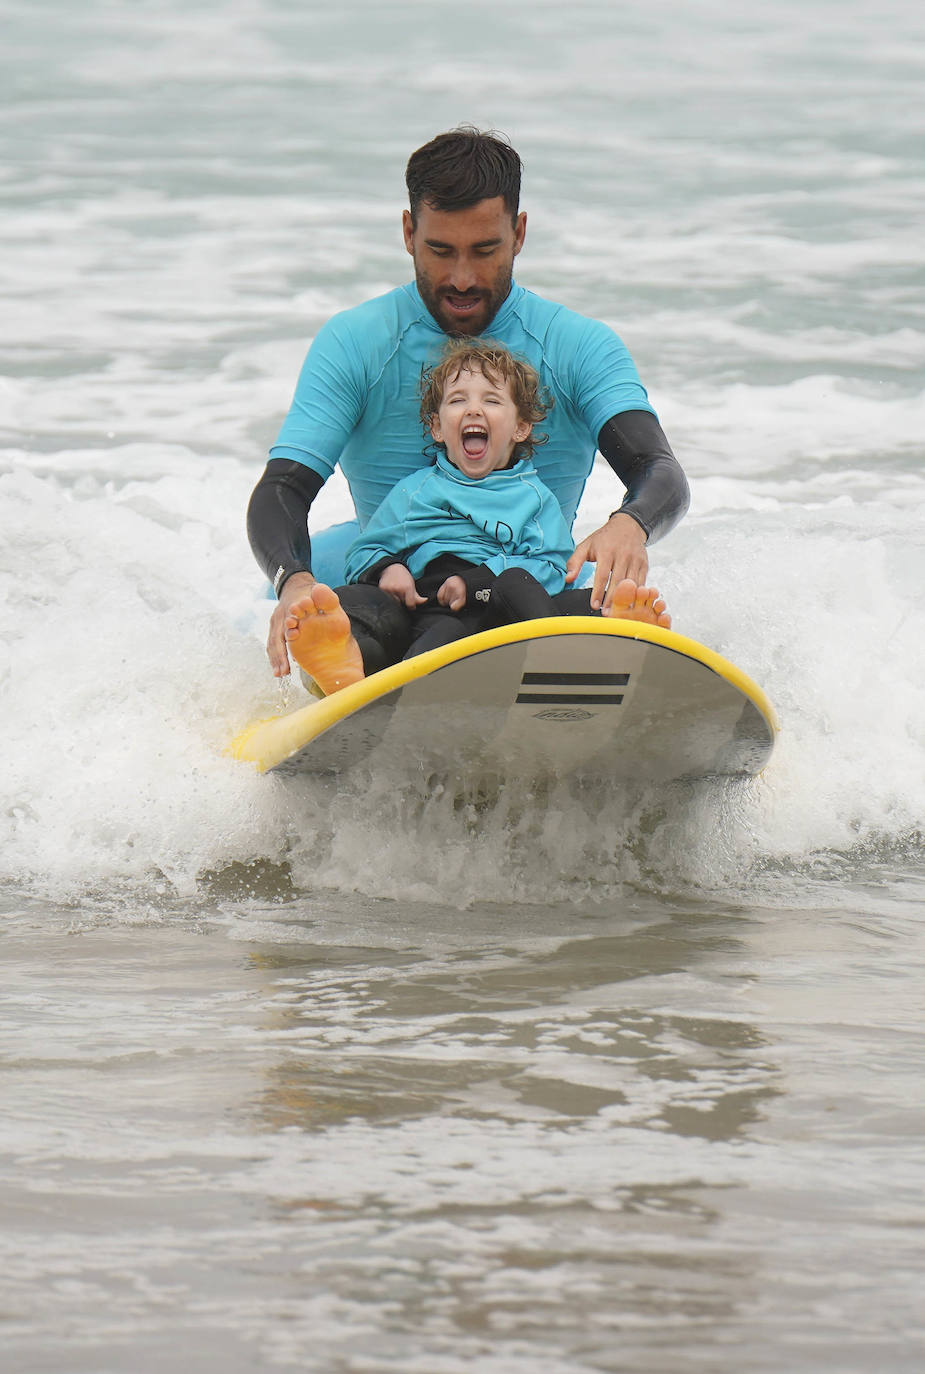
(429, 366, 532, 479)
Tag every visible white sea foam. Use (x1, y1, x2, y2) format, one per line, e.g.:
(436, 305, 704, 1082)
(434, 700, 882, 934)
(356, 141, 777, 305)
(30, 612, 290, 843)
(2, 431, 922, 908)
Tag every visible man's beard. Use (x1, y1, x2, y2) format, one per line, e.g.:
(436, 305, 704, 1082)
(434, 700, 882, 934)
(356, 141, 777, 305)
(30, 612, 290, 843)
(414, 266, 513, 337)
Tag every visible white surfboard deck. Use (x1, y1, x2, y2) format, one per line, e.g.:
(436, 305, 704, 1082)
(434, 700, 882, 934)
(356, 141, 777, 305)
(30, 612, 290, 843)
(230, 617, 777, 785)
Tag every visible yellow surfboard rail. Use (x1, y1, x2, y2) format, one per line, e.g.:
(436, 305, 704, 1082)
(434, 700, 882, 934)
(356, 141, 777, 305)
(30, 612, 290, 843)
(230, 616, 778, 776)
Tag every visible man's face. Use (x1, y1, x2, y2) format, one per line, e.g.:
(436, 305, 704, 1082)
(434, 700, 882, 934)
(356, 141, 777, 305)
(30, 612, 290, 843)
(403, 197, 527, 336)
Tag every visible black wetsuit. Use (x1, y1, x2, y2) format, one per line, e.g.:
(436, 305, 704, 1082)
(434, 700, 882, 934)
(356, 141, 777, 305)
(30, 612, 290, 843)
(349, 555, 559, 662)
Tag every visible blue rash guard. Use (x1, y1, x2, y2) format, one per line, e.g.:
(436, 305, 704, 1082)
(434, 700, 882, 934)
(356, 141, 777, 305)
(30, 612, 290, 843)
(270, 280, 656, 531)
(343, 451, 574, 594)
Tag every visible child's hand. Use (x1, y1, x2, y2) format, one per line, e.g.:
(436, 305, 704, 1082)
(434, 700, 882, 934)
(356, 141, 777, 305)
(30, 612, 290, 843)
(378, 563, 426, 608)
(436, 575, 467, 612)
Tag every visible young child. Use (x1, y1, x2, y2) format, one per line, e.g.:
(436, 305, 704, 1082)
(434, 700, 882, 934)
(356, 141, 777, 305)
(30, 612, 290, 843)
(285, 339, 670, 695)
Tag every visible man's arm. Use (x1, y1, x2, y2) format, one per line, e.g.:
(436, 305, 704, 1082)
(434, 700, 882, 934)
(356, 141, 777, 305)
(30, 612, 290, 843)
(565, 411, 690, 611)
(246, 458, 325, 676)
(247, 458, 325, 592)
(597, 411, 690, 543)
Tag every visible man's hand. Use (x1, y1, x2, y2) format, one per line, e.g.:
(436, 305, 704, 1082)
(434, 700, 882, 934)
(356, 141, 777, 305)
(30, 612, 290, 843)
(267, 571, 316, 677)
(379, 563, 427, 609)
(436, 575, 467, 611)
(565, 512, 649, 612)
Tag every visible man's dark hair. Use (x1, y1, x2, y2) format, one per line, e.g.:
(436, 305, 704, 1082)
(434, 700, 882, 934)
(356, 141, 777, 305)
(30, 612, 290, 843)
(405, 126, 522, 227)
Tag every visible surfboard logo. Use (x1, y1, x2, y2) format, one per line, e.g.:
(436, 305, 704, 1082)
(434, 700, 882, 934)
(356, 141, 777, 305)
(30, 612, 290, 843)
(531, 707, 595, 721)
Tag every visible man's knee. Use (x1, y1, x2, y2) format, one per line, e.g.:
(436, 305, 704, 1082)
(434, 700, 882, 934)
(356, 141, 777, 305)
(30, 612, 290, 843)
(492, 568, 556, 622)
(550, 587, 597, 617)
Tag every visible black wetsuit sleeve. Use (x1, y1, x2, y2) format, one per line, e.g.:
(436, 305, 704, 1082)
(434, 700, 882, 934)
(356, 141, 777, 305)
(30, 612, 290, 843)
(457, 564, 496, 602)
(246, 458, 325, 596)
(357, 556, 495, 602)
(596, 411, 691, 544)
(356, 554, 409, 586)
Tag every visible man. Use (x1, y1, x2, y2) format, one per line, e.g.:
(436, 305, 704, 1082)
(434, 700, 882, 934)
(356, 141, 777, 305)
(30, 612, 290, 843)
(248, 126, 689, 679)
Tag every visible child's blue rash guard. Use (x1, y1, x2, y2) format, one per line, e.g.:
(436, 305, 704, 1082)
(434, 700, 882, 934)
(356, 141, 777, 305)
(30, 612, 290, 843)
(343, 452, 574, 594)
(270, 281, 656, 532)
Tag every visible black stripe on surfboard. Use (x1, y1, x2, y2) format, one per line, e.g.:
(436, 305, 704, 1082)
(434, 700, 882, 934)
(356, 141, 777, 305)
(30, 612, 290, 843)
(516, 693, 624, 705)
(520, 672, 630, 686)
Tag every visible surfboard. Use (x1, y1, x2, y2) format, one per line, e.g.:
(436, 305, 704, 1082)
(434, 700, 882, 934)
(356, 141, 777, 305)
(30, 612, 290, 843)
(230, 617, 777, 784)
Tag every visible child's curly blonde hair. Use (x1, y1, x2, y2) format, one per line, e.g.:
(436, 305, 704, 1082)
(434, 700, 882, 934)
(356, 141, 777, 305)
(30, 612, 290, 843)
(419, 338, 551, 463)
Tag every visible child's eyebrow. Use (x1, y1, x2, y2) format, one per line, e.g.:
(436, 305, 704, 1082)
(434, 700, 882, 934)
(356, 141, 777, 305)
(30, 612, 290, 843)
(444, 383, 506, 399)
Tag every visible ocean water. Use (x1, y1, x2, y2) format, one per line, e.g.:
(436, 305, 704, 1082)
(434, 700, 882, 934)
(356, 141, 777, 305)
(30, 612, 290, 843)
(2, 1, 924, 1370)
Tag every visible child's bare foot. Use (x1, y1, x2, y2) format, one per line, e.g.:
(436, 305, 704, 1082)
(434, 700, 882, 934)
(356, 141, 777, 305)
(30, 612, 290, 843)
(604, 579, 672, 629)
(284, 583, 365, 694)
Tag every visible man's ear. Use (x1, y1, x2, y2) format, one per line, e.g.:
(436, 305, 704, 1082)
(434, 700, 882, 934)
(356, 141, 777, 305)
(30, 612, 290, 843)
(513, 211, 527, 257)
(402, 210, 415, 256)
(429, 415, 442, 443)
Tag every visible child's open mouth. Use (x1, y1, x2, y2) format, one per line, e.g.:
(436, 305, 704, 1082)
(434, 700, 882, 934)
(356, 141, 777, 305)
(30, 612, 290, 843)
(462, 425, 489, 457)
